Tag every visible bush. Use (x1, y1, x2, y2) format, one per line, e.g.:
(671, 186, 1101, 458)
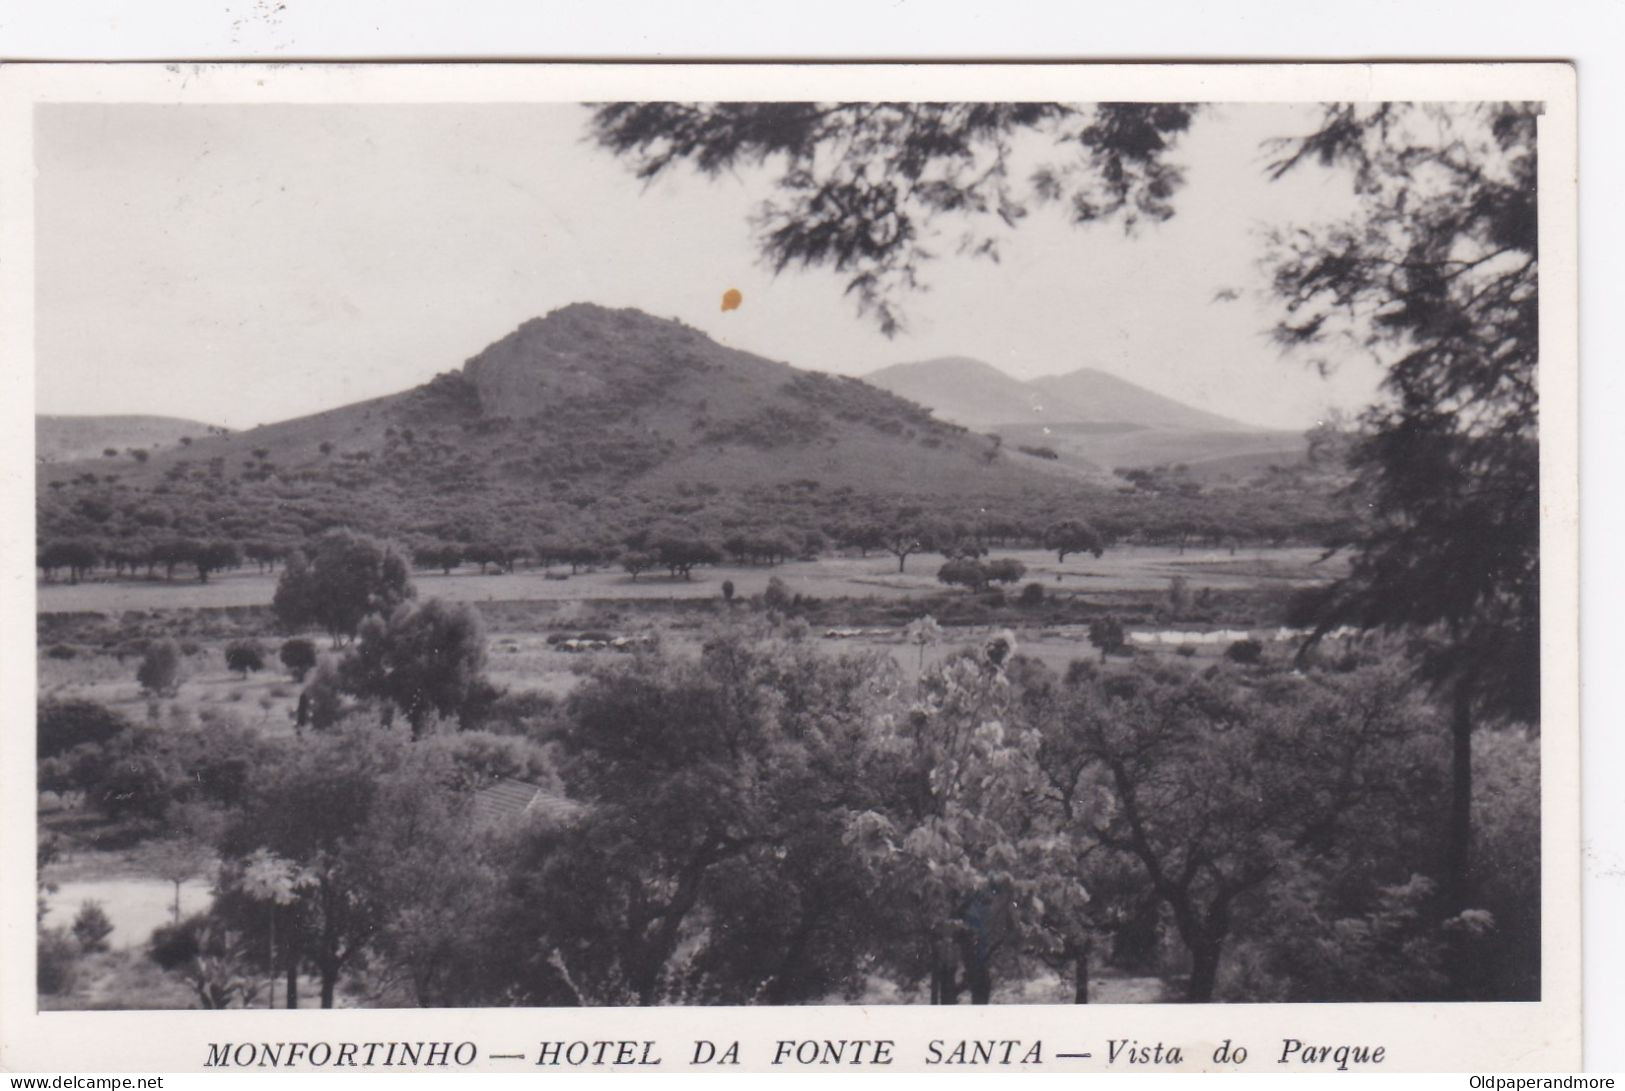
(38, 699, 130, 760)
(1019, 582, 1045, 607)
(937, 558, 988, 591)
(1175, 644, 1198, 658)
(279, 638, 318, 681)
(37, 928, 79, 995)
(762, 576, 791, 612)
(984, 557, 1028, 585)
(71, 901, 114, 953)
(45, 644, 77, 660)
(136, 639, 184, 696)
(1225, 638, 1264, 665)
(224, 639, 266, 678)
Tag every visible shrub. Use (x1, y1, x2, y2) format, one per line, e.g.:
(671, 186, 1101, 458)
(1225, 638, 1265, 665)
(762, 576, 791, 612)
(137, 639, 184, 697)
(279, 638, 318, 681)
(1175, 644, 1198, 658)
(37, 928, 79, 995)
(71, 901, 114, 953)
(224, 639, 266, 678)
(38, 699, 130, 760)
(984, 557, 1028, 585)
(721, 579, 735, 602)
(937, 558, 988, 591)
(1088, 616, 1127, 662)
(45, 644, 77, 660)
(1019, 582, 1045, 607)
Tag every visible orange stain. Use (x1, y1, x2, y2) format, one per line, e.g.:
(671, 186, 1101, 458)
(720, 288, 743, 312)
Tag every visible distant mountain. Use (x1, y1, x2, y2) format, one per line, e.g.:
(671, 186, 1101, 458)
(39, 305, 1079, 549)
(864, 357, 1057, 432)
(866, 356, 1304, 476)
(35, 414, 221, 464)
(1028, 368, 1250, 433)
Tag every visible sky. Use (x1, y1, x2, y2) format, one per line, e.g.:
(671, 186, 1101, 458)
(34, 101, 1385, 432)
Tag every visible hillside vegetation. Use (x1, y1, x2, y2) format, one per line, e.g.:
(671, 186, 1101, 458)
(37, 304, 1347, 571)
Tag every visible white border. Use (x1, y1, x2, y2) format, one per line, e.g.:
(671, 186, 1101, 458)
(0, 61, 1582, 1074)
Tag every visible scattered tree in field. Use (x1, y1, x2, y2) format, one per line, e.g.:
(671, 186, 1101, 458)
(1087, 616, 1126, 662)
(137, 639, 185, 697)
(225, 640, 267, 678)
(1043, 519, 1106, 564)
(194, 541, 241, 583)
(343, 599, 491, 738)
(279, 638, 318, 682)
(984, 557, 1027, 585)
(244, 541, 282, 573)
(762, 575, 791, 612)
(1019, 581, 1045, 607)
(649, 535, 720, 580)
(272, 530, 415, 645)
(413, 544, 464, 575)
(937, 557, 988, 592)
(880, 523, 932, 573)
(39, 540, 99, 584)
(721, 579, 735, 602)
(621, 551, 655, 581)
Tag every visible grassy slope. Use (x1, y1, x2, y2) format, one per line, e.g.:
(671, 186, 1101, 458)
(37, 415, 222, 464)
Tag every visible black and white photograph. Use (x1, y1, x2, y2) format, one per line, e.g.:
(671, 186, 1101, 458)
(0, 61, 1582, 1071)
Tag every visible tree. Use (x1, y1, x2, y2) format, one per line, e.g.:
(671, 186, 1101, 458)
(39, 540, 100, 584)
(272, 530, 416, 645)
(984, 557, 1028, 585)
(342, 599, 492, 738)
(1044, 519, 1106, 564)
(846, 645, 1081, 1004)
(591, 103, 1196, 335)
(620, 551, 656, 581)
(195, 541, 241, 583)
(279, 638, 318, 682)
(652, 535, 721, 580)
(413, 544, 464, 575)
(1052, 658, 1433, 1001)
(936, 557, 988, 592)
(1267, 104, 1539, 994)
(213, 726, 467, 1008)
(224, 640, 266, 679)
(1087, 616, 1125, 662)
(137, 638, 185, 697)
(512, 636, 899, 1005)
(880, 521, 933, 573)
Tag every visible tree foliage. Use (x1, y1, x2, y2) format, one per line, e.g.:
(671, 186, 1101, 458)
(591, 103, 1195, 335)
(1267, 104, 1541, 962)
(272, 530, 416, 644)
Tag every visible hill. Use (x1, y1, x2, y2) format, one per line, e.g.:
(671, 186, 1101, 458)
(866, 357, 1306, 476)
(36, 415, 222, 464)
(37, 305, 1097, 554)
(863, 357, 1057, 431)
(1028, 368, 1251, 433)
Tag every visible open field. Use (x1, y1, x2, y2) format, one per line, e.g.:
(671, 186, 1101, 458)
(36, 545, 1345, 613)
